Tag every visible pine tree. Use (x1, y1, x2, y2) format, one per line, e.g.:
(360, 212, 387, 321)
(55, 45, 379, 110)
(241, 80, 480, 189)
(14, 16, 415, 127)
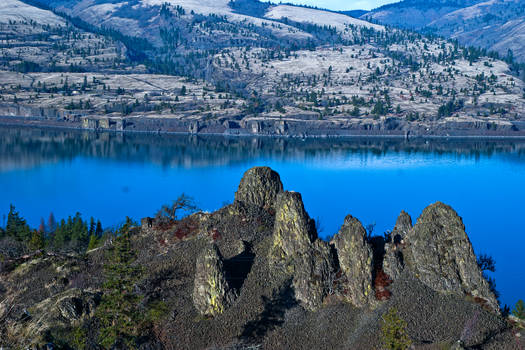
(70, 212, 88, 250)
(95, 220, 103, 237)
(53, 218, 67, 248)
(6, 204, 31, 242)
(29, 229, 45, 250)
(87, 234, 99, 251)
(48, 212, 56, 233)
(38, 218, 46, 235)
(89, 217, 96, 237)
(513, 300, 525, 320)
(96, 217, 144, 349)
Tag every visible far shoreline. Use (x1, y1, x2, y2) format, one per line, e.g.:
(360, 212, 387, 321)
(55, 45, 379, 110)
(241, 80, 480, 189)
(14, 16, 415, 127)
(2, 115, 525, 140)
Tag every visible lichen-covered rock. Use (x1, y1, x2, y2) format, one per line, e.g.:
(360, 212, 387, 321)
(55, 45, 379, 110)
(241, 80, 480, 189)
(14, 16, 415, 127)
(270, 191, 332, 310)
(271, 191, 317, 260)
(330, 215, 374, 307)
(383, 211, 412, 281)
(193, 244, 235, 316)
(234, 166, 283, 209)
(405, 202, 499, 312)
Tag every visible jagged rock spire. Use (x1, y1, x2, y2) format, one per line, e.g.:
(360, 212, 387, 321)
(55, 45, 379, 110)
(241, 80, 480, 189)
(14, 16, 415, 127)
(383, 211, 413, 281)
(271, 191, 317, 259)
(404, 202, 499, 312)
(270, 191, 332, 310)
(392, 210, 412, 242)
(330, 215, 375, 307)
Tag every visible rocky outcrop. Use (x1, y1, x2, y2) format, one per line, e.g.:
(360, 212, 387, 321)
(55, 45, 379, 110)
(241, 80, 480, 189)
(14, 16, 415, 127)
(404, 202, 499, 312)
(193, 244, 235, 317)
(270, 191, 333, 310)
(383, 211, 412, 281)
(5, 288, 99, 346)
(234, 166, 283, 209)
(330, 215, 374, 307)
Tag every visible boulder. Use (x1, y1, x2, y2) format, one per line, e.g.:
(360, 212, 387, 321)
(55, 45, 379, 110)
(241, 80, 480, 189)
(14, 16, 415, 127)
(405, 202, 499, 312)
(330, 215, 374, 307)
(234, 167, 283, 209)
(193, 244, 235, 316)
(270, 191, 333, 310)
(383, 211, 412, 281)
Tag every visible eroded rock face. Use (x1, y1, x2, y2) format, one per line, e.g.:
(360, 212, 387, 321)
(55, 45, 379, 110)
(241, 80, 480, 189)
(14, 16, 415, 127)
(234, 166, 283, 209)
(405, 202, 499, 312)
(6, 288, 99, 346)
(291, 241, 333, 310)
(193, 244, 235, 316)
(270, 191, 332, 310)
(383, 211, 412, 281)
(330, 215, 374, 307)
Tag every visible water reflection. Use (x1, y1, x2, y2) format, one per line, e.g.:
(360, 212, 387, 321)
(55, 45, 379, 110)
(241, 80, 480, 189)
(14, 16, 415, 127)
(1, 125, 525, 171)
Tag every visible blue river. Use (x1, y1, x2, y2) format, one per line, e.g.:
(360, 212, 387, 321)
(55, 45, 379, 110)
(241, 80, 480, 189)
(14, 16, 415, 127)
(0, 125, 524, 308)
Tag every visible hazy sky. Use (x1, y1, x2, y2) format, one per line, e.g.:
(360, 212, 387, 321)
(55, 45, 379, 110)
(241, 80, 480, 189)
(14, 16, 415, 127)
(276, 0, 400, 11)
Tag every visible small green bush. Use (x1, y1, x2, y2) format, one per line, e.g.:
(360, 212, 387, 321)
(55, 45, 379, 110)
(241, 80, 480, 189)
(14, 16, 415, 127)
(72, 326, 88, 350)
(146, 300, 169, 322)
(513, 300, 525, 320)
(380, 307, 412, 350)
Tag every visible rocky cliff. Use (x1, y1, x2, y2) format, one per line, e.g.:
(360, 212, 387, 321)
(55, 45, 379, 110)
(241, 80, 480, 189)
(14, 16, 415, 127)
(0, 166, 521, 349)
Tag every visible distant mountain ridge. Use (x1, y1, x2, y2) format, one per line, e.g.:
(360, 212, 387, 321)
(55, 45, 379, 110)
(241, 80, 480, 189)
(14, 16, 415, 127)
(363, 0, 525, 62)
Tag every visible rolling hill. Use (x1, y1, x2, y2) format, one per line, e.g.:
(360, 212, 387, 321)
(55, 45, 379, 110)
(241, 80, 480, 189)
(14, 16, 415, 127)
(363, 0, 525, 62)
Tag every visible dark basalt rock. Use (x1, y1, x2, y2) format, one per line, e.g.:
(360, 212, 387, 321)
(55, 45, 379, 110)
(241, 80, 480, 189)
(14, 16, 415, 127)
(270, 191, 333, 310)
(234, 166, 283, 209)
(404, 202, 499, 312)
(193, 244, 235, 316)
(383, 211, 412, 281)
(330, 215, 374, 307)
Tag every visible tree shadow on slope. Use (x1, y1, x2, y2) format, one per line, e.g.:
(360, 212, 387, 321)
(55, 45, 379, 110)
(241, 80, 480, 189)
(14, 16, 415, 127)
(240, 278, 298, 341)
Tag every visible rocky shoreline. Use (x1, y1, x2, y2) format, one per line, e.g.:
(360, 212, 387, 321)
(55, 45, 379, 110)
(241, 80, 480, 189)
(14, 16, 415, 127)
(2, 114, 525, 139)
(1, 166, 523, 349)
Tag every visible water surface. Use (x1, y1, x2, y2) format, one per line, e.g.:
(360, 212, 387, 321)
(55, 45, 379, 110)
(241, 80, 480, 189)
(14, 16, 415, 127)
(0, 126, 524, 307)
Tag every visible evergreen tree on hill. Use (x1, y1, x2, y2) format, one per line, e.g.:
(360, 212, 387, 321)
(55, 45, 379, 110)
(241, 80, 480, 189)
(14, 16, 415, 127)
(5, 204, 31, 242)
(96, 217, 144, 348)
